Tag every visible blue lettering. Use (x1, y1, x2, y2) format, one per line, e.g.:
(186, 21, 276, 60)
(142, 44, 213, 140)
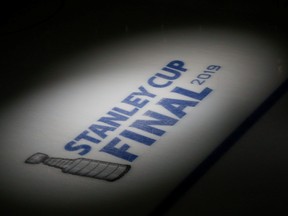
(99, 111, 128, 127)
(64, 141, 91, 156)
(89, 124, 116, 139)
(122, 95, 150, 108)
(148, 76, 172, 88)
(207, 65, 221, 71)
(158, 98, 198, 119)
(166, 60, 187, 72)
(173, 87, 212, 100)
(135, 86, 156, 98)
(75, 130, 101, 143)
(158, 67, 181, 80)
(130, 110, 178, 136)
(64, 60, 215, 162)
(121, 86, 156, 108)
(112, 106, 139, 116)
(100, 137, 138, 162)
(120, 130, 156, 146)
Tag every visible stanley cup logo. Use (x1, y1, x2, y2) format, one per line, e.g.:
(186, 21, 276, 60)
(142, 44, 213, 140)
(25, 153, 131, 181)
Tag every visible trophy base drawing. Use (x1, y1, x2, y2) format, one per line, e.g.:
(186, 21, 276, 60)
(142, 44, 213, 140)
(25, 153, 131, 181)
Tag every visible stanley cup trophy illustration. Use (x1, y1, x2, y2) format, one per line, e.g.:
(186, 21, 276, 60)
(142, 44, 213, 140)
(25, 153, 131, 181)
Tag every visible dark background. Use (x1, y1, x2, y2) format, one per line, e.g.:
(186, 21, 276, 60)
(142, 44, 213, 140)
(1, 0, 288, 215)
